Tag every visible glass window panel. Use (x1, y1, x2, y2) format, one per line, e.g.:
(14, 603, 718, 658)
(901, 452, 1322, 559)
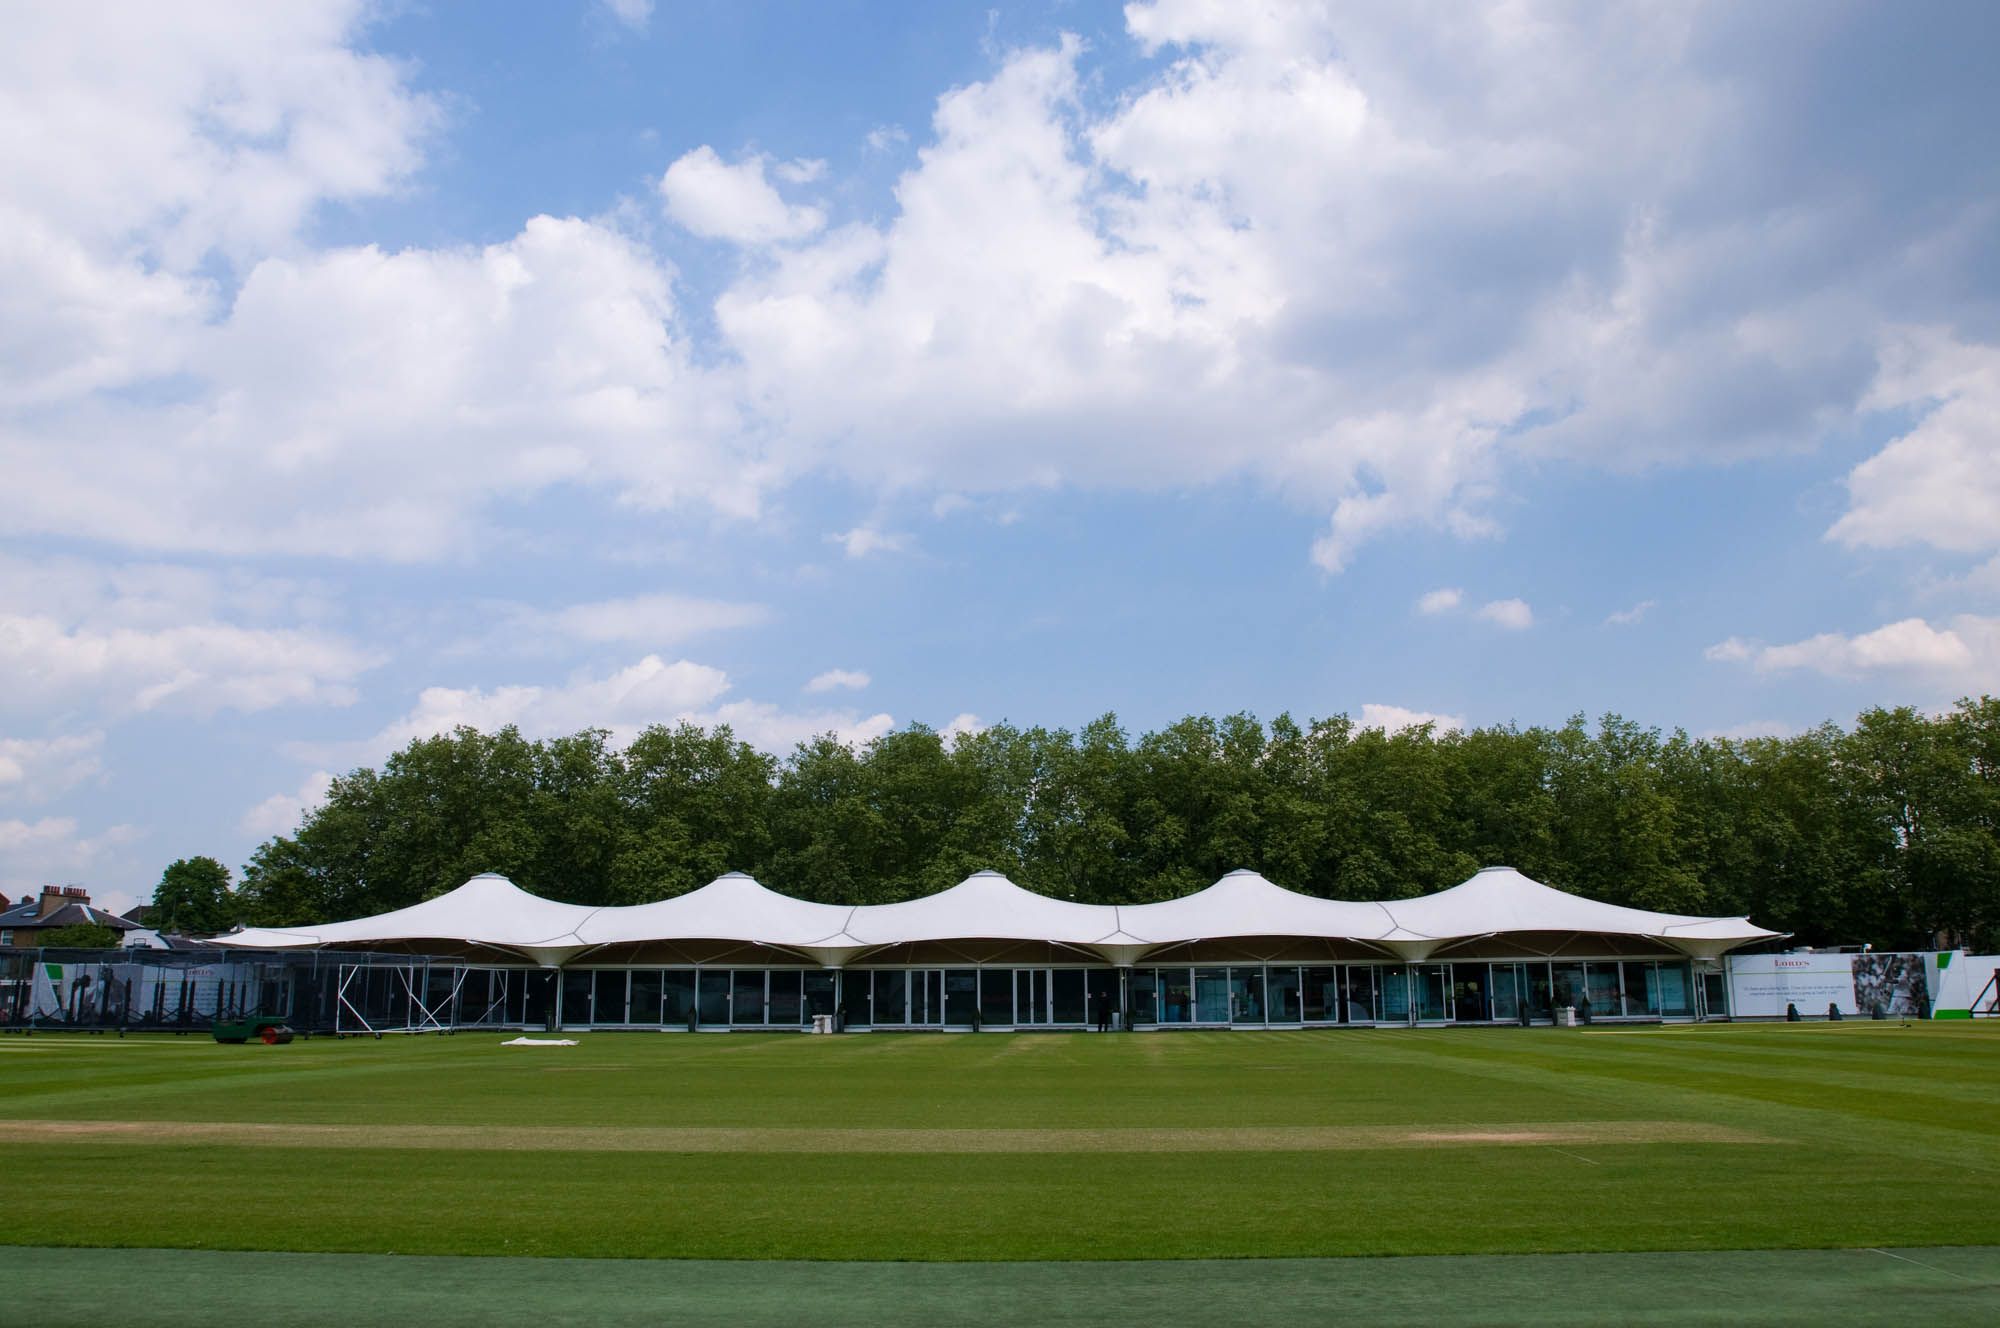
(1159, 969, 1193, 1024)
(1266, 967, 1301, 1023)
(1524, 963, 1553, 1019)
(1415, 965, 1449, 1021)
(1449, 965, 1486, 1022)
(732, 970, 766, 1025)
(1584, 963, 1621, 1017)
(1657, 962, 1694, 1017)
(1128, 969, 1159, 1025)
(872, 970, 908, 1025)
(1342, 967, 1376, 1023)
(1489, 964, 1521, 1022)
(506, 975, 526, 1025)
(769, 970, 803, 1025)
(696, 970, 730, 1025)
(978, 969, 1013, 1026)
(629, 970, 662, 1025)
(1623, 961, 1660, 1016)
(1302, 967, 1337, 1022)
(1016, 970, 1051, 1025)
(1551, 963, 1586, 1016)
(840, 971, 870, 1026)
(944, 969, 978, 1025)
(1053, 969, 1087, 1024)
(1229, 968, 1266, 1024)
(1379, 966, 1411, 1022)
(804, 971, 837, 1018)
(1194, 968, 1231, 1023)
(663, 970, 695, 1025)
(594, 969, 628, 1024)
(561, 971, 592, 1026)
(1086, 969, 1118, 1029)
(912, 970, 945, 1025)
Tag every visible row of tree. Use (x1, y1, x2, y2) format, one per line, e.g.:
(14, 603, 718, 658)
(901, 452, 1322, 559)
(155, 700, 2000, 951)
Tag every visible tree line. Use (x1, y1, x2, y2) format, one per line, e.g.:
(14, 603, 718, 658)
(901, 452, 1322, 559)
(154, 699, 2000, 951)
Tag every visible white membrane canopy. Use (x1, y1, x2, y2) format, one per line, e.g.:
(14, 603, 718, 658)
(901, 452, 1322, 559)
(216, 873, 599, 966)
(842, 870, 1154, 965)
(572, 872, 866, 967)
(214, 865, 1780, 964)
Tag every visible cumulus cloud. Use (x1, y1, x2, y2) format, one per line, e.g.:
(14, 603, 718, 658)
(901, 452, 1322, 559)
(1606, 599, 1656, 626)
(1359, 703, 1466, 735)
(1830, 329, 2000, 556)
(518, 593, 768, 648)
(0, 816, 144, 897)
(1416, 587, 1463, 615)
(806, 669, 871, 693)
(239, 770, 334, 839)
(1707, 615, 2000, 692)
(0, 732, 105, 802)
(5, 5, 1997, 572)
(1476, 598, 1534, 630)
(939, 712, 985, 741)
(0, 553, 368, 718)
(659, 147, 826, 244)
(828, 527, 912, 559)
(290, 655, 922, 777)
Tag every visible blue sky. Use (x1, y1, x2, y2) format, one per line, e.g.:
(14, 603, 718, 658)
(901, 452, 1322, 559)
(4, 1, 1998, 912)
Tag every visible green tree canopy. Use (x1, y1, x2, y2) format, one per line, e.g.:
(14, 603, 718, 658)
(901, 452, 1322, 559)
(150, 856, 235, 935)
(226, 698, 2000, 951)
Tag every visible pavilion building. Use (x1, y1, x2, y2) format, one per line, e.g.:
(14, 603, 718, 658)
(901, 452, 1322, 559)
(214, 866, 1778, 1030)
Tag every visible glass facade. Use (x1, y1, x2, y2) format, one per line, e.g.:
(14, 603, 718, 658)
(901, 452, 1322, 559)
(514, 958, 1703, 1029)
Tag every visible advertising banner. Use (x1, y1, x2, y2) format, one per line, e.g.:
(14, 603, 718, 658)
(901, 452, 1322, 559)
(1727, 952, 1929, 1018)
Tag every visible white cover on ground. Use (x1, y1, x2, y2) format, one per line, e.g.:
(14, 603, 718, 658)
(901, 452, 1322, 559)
(213, 866, 1780, 965)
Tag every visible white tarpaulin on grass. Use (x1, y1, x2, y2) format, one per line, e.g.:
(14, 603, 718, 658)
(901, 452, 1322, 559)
(214, 865, 1779, 966)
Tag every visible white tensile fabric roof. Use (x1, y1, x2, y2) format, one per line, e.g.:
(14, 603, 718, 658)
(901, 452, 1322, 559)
(214, 866, 1780, 966)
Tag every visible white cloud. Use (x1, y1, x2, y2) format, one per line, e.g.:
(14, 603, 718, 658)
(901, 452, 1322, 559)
(0, 615, 374, 716)
(239, 770, 334, 839)
(828, 527, 912, 559)
(0, 3, 435, 410)
(295, 655, 918, 773)
(600, 0, 652, 34)
(366, 656, 732, 755)
(0, 816, 144, 896)
(939, 712, 986, 742)
(806, 669, 871, 693)
(864, 125, 909, 153)
(0, 553, 366, 718)
(659, 147, 826, 244)
(3, 4, 1994, 577)
(5, 215, 762, 560)
(1707, 615, 2000, 692)
(699, 700, 896, 754)
(1830, 329, 2000, 556)
(1359, 703, 1465, 735)
(527, 593, 768, 647)
(1416, 587, 1463, 615)
(1606, 599, 1656, 626)
(1476, 598, 1534, 631)
(0, 732, 105, 802)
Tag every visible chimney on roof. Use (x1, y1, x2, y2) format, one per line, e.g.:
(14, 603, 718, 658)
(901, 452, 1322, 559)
(37, 885, 88, 918)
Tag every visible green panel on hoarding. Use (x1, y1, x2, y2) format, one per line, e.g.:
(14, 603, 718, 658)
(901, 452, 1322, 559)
(1934, 1009, 1971, 1019)
(1936, 952, 1951, 968)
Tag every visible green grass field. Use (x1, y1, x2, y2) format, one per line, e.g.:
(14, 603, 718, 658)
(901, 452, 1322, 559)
(4, 1023, 1998, 1321)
